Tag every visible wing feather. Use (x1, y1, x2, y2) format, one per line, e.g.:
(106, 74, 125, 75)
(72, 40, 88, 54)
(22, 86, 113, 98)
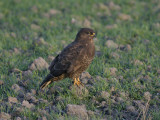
(48, 42, 85, 77)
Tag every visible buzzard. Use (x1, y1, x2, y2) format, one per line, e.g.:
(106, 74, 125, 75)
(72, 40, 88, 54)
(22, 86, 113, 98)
(40, 28, 96, 89)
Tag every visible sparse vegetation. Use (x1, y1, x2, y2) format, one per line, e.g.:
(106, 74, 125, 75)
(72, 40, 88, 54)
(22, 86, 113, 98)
(0, 0, 160, 120)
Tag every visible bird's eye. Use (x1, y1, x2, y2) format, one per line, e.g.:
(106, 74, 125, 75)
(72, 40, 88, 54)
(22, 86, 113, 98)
(86, 32, 90, 35)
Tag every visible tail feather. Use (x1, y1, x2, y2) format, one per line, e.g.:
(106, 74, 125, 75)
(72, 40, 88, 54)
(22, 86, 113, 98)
(40, 74, 54, 90)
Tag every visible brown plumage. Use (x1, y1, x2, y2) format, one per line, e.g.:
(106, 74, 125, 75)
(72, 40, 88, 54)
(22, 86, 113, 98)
(40, 28, 96, 89)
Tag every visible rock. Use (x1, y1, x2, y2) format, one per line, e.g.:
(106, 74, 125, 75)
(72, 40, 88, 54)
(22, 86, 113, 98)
(13, 48, 20, 54)
(15, 117, 22, 120)
(119, 44, 132, 51)
(66, 104, 88, 120)
(31, 5, 38, 12)
(83, 19, 91, 27)
(97, 3, 111, 15)
(80, 72, 92, 84)
(116, 97, 124, 103)
(30, 89, 36, 95)
(106, 24, 117, 29)
(48, 86, 63, 95)
(22, 100, 35, 109)
(38, 98, 48, 104)
(0, 112, 11, 119)
(22, 70, 32, 77)
(126, 105, 136, 113)
(105, 40, 118, 49)
(29, 57, 49, 71)
(12, 84, 21, 92)
(0, 80, 4, 85)
(48, 56, 55, 63)
(80, 72, 92, 79)
(87, 110, 95, 117)
(118, 13, 132, 21)
(12, 107, 24, 117)
(71, 18, 76, 24)
(157, 69, 160, 74)
(0, 13, 4, 20)
(144, 92, 152, 100)
(100, 91, 110, 100)
(37, 116, 47, 120)
(133, 100, 145, 110)
(35, 37, 48, 46)
(31, 24, 41, 30)
(111, 52, 120, 59)
(134, 59, 143, 66)
(70, 85, 89, 99)
(12, 68, 22, 73)
(109, 67, 117, 76)
(108, 2, 121, 10)
(8, 97, 18, 103)
(49, 9, 61, 16)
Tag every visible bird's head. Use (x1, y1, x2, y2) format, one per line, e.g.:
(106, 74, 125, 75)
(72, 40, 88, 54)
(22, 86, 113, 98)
(76, 28, 96, 42)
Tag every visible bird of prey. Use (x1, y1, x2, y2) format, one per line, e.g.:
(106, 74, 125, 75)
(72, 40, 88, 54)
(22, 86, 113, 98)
(40, 28, 96, 90)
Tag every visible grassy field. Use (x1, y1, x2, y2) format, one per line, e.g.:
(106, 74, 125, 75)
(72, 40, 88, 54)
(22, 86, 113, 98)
(0, 0, 160, 119)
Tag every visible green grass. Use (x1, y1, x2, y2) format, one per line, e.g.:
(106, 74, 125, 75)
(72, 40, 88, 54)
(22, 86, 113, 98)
(0, 0, 160, 119)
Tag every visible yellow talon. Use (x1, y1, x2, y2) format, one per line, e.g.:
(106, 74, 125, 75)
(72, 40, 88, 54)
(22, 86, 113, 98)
(74, 78, 84, 87)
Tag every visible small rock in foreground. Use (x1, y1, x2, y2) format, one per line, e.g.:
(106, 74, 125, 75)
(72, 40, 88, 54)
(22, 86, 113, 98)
(66, 104, 88, 120)
(0, 112, 11, 119)
(29, 57, 49, 71)
(105, 40, 118, 49)
(0, 80, 4, 85)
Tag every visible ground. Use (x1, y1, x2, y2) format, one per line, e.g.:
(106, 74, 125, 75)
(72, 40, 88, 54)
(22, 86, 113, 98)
(0, 0, 160, 120)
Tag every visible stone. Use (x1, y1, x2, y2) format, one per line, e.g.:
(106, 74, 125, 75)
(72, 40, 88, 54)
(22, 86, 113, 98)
(22, 70, 32, 77)
(0, 112, 11, 119)
(119, 44, 132, 51)
(111, 52, 120, 59)
(80, 72, 92, 79)
(15, 117, 22, 120)
(49, 9, 61, 16)
(100, 91, 110, 100)
(37, 116, 47, 120)
(133, 100, 145, 110)
(12, 84, 21, 92)
(70, 85, 89, 99)
(66, 104, 88, 120)
(106, 24, 117, 29)
(116, 97, 124, 103)
(0, 80, 4, 85)
(105, 40, 118, 49)
(22, 100, 35, 109)
(144, 92, 152, 100)
(109, 67, 117, 76)
(31, 24, 41, 30)
(8, 97, 18, 103)
(48, 56, 55, 63)
(126, 105, 136, 112)
(118, 13, 132, 21)
(108, 2, 121, 10)
(35, 37, 48, 46)
(83, 19, 91, 27)
(12, 68, 22, 73)
(134, 59, 143, 66)
(29, 57, 49, 71)
(30, 89, 36, 95)
(13, 48, 20, 54)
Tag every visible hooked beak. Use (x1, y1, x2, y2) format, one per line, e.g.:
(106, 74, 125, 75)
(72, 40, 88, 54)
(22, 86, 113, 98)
(90, 32, 96, 37)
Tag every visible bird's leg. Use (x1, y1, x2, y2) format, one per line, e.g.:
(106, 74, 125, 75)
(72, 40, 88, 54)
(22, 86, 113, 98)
(74, 78, 77, 86)
(77, 78, 84, 86)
